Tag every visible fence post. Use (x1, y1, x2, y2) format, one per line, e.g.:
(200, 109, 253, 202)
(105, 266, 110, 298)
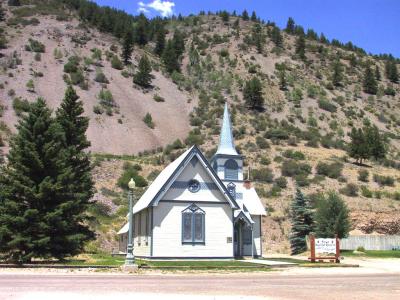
(335, 234, 340, 263)
(310, 234, 315, 263)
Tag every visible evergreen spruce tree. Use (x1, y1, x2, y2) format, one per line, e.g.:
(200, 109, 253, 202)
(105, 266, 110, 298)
(375, 65, 381, 81)
(285, 17, 295, 33)
(241, 10, 249, 20)
(243, 77, 264, 109)
(349, 54, 357, 68)
(315, 192, 350, 239)
(365, 125, 386, 161)
(271, 27, 283, 48)
(154, 28, 166, 56)
(295, 35, 306, 60)
(0, 98, 64, 262)
(363, 65, 378, 94)
(172, 30, 185, 58)
(289, 188, 314, 255)
(133, 13, 149, 46)
(332, 60, 343, 87)
(348, 127, 369, 164)
(53, 86, 94, 259)
(251, 23, 264, 53)
(250, 11, 257, 21)
(162, 40, 180, 74)
(133, 55, 152, 87)
(121, 31, 134, 65)
(385, 60, 399, 83)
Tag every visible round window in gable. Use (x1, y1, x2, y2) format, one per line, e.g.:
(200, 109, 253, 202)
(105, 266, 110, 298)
(188, 179, 200, 193)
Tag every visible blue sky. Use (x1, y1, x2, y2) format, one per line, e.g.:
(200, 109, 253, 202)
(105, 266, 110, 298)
(94, 0, 400, 57)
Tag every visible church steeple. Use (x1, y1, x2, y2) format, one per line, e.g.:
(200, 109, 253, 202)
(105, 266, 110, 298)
(211, 103, 243, 182)
(216, 103, 238, 156)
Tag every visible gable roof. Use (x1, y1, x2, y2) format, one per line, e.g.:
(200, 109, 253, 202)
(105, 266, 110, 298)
(241, 187, 267, 216)
(131, 145, 239, 215)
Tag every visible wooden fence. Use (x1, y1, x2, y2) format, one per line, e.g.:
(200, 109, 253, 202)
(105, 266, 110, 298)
(340, 235, 400, 250)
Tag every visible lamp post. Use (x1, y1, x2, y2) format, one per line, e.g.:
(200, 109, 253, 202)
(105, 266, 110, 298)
(125, 178, 136, 266)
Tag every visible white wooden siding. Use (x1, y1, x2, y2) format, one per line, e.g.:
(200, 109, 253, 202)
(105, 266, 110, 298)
(152, 201, 234, 258)
(133, 208, 151, 257)
(242, 215, 262, 257)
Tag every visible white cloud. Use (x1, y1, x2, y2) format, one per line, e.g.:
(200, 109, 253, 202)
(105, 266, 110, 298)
(137, 0, 175, 17)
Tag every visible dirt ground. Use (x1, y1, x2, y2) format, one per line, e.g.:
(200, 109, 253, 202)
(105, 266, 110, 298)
(0, 258, 399, 300)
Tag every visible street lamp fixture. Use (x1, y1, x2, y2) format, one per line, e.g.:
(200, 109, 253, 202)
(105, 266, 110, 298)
(125, 178, 136, 266)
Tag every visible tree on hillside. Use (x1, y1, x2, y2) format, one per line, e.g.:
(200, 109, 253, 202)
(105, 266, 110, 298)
(0, 4, 6, 22)
(285, 17, 295, 34)
(374, 65, 381, 81)
(54, 86, 94, 259)
(162, 40, 180, 74)
(250, 11, 257, 22)
(243, 77, 264, 109)
(172, 30, 185, 58)
(331, 60, 343, 87)
(0, 98, 64, 262)
(289, 188, 314, 255)
(133, 13, 149, 46)
(251, 23, 264, 53)
(295, 35, 306, 60)
(385, 60, 399, 83)
(363, 65, 378, 94)
(279, 70, 287, 90)
(121, 31, 134, 65)
(271, 26, 283, 48)
(315, 192, 350, 239)
(133, 55, 152, 87)
(365, 125, 386, 161)
(154, 27, 166, 56)
(241, 10, 249, 20)
(348, 127, 369, 165)
(8, 0, 21, 6)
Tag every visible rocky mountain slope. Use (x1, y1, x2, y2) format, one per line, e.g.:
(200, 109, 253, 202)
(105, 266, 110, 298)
(1, 1, 399, 253)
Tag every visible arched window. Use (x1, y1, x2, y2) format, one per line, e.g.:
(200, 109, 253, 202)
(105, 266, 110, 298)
(224, 159, 238, 180)
(182, 204, 205, 244)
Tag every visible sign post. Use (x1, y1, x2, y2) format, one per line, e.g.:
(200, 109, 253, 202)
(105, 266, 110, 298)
(309, 234, 340, 263)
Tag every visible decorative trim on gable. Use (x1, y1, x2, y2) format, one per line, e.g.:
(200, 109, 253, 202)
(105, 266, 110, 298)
(171, 181, 218, 191)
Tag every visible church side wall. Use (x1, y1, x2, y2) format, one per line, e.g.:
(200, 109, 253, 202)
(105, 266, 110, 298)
(133, 208, 151, 257)
(152, 201, 234, 258)
(242, 215, 262, 257)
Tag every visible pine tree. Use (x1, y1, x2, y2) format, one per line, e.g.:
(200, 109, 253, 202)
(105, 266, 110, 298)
(363, 65, 378, 94)
(154, 28, 166, 56)
(385, 60, 399, 83)
(121, 31, 133, 65)
(243, 77, 264, 109)
(54, 86, 94, 259)
(375, 65, 381, 81)
(295, 35, 306, 60)
(241, 10, 249, 20)
(332, 60, 343, 87)
(172, 30, 185, 58)
(8, 0, 21, 6)
(0, 98, 64, 262)
(348, 127, 369, 164)
(289, 188, 314, 255)
(315, 192, 350, 239)
(251, 23, 264, 53)
(133, 55, 152, 87)
(365, 125, 386, 161)
(162, 40, 180, 74)
(285, 17, 295, 33)
(250, 11, 257, 22)
(271, 27, 283, 48)
(133, 13, 149, 46)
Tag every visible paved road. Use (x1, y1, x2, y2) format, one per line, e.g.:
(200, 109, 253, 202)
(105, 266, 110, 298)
(1, 273, 399, 299)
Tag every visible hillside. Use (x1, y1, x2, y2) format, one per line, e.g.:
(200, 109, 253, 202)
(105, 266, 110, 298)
(1, 1, 400, 254)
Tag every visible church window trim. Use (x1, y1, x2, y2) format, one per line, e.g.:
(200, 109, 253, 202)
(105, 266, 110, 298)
(224, 159, 239, 180)
(181, 204, 205, 245)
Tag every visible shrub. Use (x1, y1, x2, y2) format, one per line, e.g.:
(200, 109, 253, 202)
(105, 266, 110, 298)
(25, 38, 45, 53)
(111, 55, 124, 70)
(34, 53, 41, 61)
(295, 174, 310, 187)
(117, 162, 147, 189)
(282, 149, 305, 160)
(64, 61, 78, 73)
(256, 136, 269, 149)
(356, 246, 366, 252)
(260, 156, 271, 165)
(275, 176, 287, 189)
(153, 94, 165, 102)
(361, 186, 373, 198)
(316, 161, 343, 179)
(358, 169, 369, 182)
(318, 99, 337, 113)
(251, 168, 274, 183)
(93, 105, 104, 114)
(373, 174, 395, 186)
(70, 70, 85, 86)
(281, 160, 312, 177)
(98, 89, 115, 108)
(143, 113, 155, 129)
(26, 79, 35, 92)
(340, 183, 359, 197)
(94, 70, 109, 84)
(185, 129, 204, 145)
(12, 98, 30, 116)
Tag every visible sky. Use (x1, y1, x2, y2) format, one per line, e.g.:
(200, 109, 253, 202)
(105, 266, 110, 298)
(94, 0, 400, 57)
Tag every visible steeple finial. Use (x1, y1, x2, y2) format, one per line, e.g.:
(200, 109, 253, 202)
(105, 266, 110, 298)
(216, 103, 238, 156)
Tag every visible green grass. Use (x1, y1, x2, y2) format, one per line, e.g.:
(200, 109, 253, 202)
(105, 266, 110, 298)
(138, 259, 265, 268)
(260, 257, 308, 264)
(341, 250, 400, 258)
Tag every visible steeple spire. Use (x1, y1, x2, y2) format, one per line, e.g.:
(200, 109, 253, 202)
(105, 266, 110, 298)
(216, 103, 238, 156)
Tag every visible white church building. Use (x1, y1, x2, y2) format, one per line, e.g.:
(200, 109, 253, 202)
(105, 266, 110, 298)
(118, 103, 266, 258)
